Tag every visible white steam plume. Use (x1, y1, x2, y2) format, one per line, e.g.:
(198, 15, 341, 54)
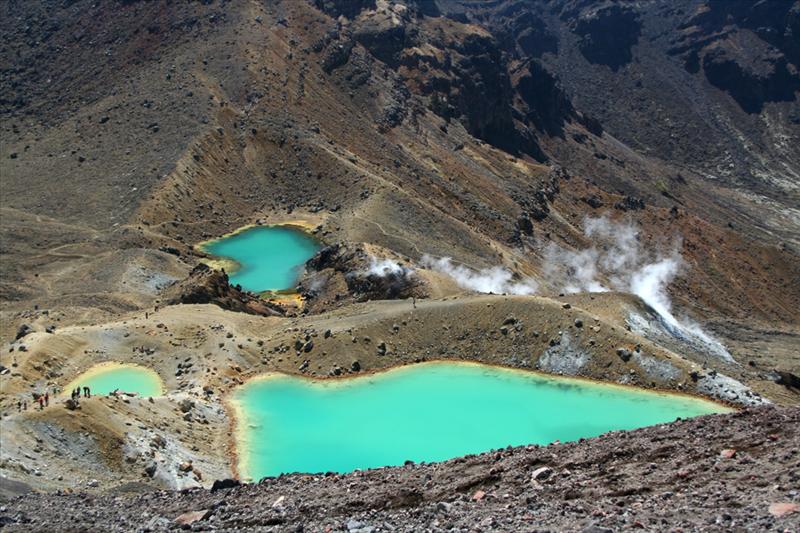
(421, 255, 538, 295)
(545, 216, 733, 362)
(365, 257, 412, 277)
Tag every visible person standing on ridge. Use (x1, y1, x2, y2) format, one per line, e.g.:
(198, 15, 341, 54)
(44, 391, 49, 407)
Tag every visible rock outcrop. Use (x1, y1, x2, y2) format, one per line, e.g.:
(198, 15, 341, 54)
(299, 243, 426, 312)
(161, 264, 283, 317)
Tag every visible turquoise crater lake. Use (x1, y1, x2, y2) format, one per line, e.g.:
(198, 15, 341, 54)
(64, 363, 163, 397)
(231, 362, 729, 480)
(201, 225, 321, 293)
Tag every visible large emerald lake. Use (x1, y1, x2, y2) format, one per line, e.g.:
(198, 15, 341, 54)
(232, 361, 729, 480)
(202, 225, 320, 292)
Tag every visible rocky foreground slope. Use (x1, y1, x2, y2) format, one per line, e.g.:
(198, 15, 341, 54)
(1, 406, 798, 532)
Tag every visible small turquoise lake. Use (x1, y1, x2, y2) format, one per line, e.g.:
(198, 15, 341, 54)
(201, 225, 321, 292)
(232, 362, 729, 480)
(65, 363, 163, 397)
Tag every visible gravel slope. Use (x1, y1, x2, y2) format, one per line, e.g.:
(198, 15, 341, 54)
(1, 406, 798, 532)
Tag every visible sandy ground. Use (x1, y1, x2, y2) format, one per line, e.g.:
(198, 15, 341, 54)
(1, 292, 784, 494)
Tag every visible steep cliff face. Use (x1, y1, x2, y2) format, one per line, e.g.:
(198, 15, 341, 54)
(310, 0, 587, 161)
(439, 0, 799, 246)
(669, 0, 800, 114)
(565, 1, 642, 71)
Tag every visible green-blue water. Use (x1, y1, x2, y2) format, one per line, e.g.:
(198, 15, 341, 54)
(67, 364, 163, 397)
(233, 362, 729, 480)
(203, 226, 321, 292)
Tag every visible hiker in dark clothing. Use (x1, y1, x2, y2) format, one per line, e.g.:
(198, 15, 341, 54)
(37, 396, 44, 410)
(44, 392, 49, 407)
(83, 386, 91, 398)
(17, 400, 21, 412)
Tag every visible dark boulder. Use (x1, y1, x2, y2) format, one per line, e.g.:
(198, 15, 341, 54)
(614, 195, 645, 211)
(774, 370, 800, 390)
(15, 324, 32, 341)
(210, 478, 241, 492)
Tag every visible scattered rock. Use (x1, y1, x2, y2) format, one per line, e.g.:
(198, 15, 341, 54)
(178, 399, 194, 413)
(719, 449, 736, 459)
(531, 466, 553, 481)
(614, 195, 645, 211)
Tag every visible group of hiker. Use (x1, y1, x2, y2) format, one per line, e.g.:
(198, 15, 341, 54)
(71, 386, 91, 400)
(17, 390, 50, 411)
(69, 386, 91, 406)
(16, 386, 91, 412)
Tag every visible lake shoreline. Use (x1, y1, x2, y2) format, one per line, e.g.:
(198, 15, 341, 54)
(228, 359, 732, 479)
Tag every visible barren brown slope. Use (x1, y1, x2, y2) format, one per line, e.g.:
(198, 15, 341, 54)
(2, 0, 798, 338)
(1, 406, 798, 532)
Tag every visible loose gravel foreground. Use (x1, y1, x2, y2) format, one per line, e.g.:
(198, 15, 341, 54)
(1, 406, 798, 532)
